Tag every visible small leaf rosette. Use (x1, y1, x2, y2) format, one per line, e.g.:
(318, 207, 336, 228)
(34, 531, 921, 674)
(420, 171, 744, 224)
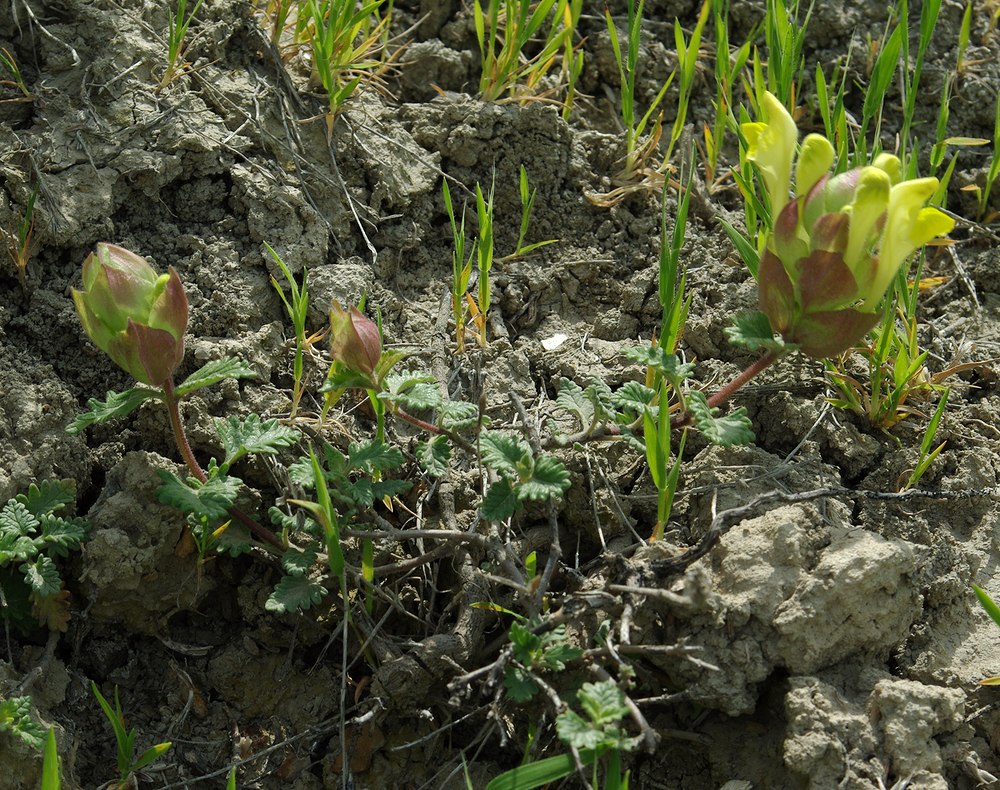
(743, 92, 955, 358)
(72, 243, 188, 386)
(329, 301, 381, 383)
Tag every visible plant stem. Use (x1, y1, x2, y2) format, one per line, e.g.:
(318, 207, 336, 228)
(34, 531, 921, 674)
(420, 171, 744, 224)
(162, 378, 205, 483)
(161, 378, 283, 549)
(671, 349, 785, 429)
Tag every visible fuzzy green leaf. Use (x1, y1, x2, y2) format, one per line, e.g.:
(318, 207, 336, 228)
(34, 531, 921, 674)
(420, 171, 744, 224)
(482, 479, 518, 521)
(281, 546, 318, 576)
(613, 381, 656, 418)
(577, 680, 630, 725)
(624, 346, 696, 382)
(66, 387, 160, 434)
(0, 531, 37, 564)
(37, 516, 88, 558)
(20, 555, 60, 597)
(1, 501, 39, 538)
(503, 666, 539, 703)
(371, 479, 412, 501)
(555, 710, 605, 750)
(175, 357, 256, 398)
(417, 435, 451, 476)
(540, 641, 582, 671)
(687, 391, 755, 446)
(438, 400, 480, 431)
(724, 311, 792, 352)
(485, 750, 599, 790)
(265, 574, 327, 613)
(348, 440, 404, 473)
(212, 524, 253, 557)
(216, 414, 299, 467)
(518, 455, 571, 502)
(384, 380, 443, 411)
(155, 471, 241, 521)
(15, 480, 75, 517)
(0, 696, 45, 750)
(480, 432, 531, 478)
(556, 379, 615, 428)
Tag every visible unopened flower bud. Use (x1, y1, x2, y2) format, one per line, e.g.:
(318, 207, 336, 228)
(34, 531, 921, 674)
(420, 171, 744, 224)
(329, 301, 381, 381)
(72, 243, 188, 386)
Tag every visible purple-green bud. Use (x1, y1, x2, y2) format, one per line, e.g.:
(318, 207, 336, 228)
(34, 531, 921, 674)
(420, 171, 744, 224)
(329, 301, 381, 381)
(72, 243, 188, 386)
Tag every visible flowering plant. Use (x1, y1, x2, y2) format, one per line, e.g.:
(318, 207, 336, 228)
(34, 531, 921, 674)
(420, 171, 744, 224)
(744, 92, 955, 357)
(72, 243, 188, 386)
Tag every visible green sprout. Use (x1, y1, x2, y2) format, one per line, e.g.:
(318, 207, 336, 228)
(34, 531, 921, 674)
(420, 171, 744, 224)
(91, 682, 171, 789)
(265, 242, 314, 419)
(603, 0, 674, 184)
(4, 183, 38, 290)
(0, 48, 31, 101)
(972, 583, 1000, 685)
(662, 0, 710, 167)
(159, 0, 205, 89)
(304, 0, 392, 138)
(971, 91, 1000, 220)
(41, 728, 60, 790)
(702, 0, 753, 186)
(443, 179, 474, 354)
(760, 0, 811, 109)
(902, 390, 948, 490)
(897, 0, 943, 170)
(475, 0, 577, 103)
(473, 179, 496, 348)
(506, 165, 558, 259)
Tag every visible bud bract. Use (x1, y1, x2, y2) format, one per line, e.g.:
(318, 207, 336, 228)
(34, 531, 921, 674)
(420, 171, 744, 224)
(742, 92, 955, 357)
(72, 243, 188, 386)
(329, 301, 381, 382)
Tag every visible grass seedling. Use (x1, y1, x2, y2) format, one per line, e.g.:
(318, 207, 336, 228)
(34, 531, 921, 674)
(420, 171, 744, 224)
(968, 91, 1000, 221)
(506, 165, 558, 259)
(259, 0, 297, 51)
(974, 583, 1000, 685)
(902, 390, 948, 489)
(5, 183, 38, 290)
(896, 0, 943, 169)
(604, 0, 674, 183)
(815, 58, 851, 170)
(559, 0, 584, 119)
(662, 0, 710, 167)
(0, 48, 31, 101)
(762, 0, 812, 108)
(853, 19, 902, 165)
(304, 0, 391, 138)
(472, 179, 496, 347)
(41, 728, 60, 790)
(159, 0, 204, 89)
(443, 179, 474, 353)
(702, 0, 752, 186)
(91, 682, 171, 790)
(265, 243, 313, 419)
(475, 0, 576, 103)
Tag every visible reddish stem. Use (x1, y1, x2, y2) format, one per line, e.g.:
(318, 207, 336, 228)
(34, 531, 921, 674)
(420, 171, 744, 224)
(161, 378, 283, 549)
(671, 349, 785, 429)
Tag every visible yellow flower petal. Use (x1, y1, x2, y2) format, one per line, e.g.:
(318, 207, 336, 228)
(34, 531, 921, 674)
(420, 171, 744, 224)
(745, 92, 798, 218)
(861, 178, 955, 310)
(796, 134, 835, 198)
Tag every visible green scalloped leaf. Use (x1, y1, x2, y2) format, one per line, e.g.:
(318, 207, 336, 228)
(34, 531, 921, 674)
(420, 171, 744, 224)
(724, 311, 793, 352)
(480, 432, 531, 478)
(155, 471, 241, 521)
(15, 480, 75, 517)
(0, 500, 39, 538)
(216, 413, 299, 467)
(417, 435, 451, 477)
(66, 387, 160, 434)
(687, 391, 755, 446)
(175, 357, 256, 398)
(348, 440, 404, 473)
(37, 516, 88, 558)
(482, 479, 518, 521)
(518, 454, 571, 502)
(265, 574, 327, 613)
(19, 555, 60, 597)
